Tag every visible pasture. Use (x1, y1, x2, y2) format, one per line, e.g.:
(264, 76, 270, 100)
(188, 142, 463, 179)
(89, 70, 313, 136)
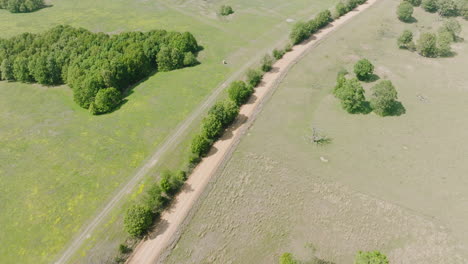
(166, 0, 468, 263)
(0, 0, 339, 263)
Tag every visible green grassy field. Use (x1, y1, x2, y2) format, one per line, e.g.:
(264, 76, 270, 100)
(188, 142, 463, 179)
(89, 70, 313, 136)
(166, 1, 468, 263)
(0, 0, 340, 263)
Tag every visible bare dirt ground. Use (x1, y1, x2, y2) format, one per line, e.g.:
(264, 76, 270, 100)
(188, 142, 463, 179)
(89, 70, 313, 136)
(126, 1, 380, 263)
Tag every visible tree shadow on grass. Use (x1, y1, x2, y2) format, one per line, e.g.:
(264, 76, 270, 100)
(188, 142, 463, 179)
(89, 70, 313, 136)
(363, 73, 380, 83)
(403, 17, 418, 24)
(386, 101, 406, 116)
(352, 101, 373, 115)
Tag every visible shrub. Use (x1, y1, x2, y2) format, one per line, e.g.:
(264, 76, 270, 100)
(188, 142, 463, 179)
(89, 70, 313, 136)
(353, 58, 374, 81)
(438, 0, 458, 16)
(406, 0, 422, 6)
(273, 49, 286, 60)
(190, 134, 212, 157)
(144, 183, 167, 213)
(439, 18, 462, 39)
(370, 80, 398, 116)
(261, 54, 275, 72)
(118, 244, 132, 254)
(123, 205, 153, 237)
(159, 170, 185, 196)
(422, 0, 438, 12)
(228, 80, 254, 105)
(354, 251, 389, 264)
(89, 87, 122, 115)
(339, 78, 367, 113)
(306, 19, 319, 34)
(246, 68, 263, 87)
(333, 71, 349, 99)
(417, 32, 438, 57)
(0, 58, 14, 81)
(437, 30, 454, 56)
(201, 114, 223, 139)
(219, 5, 234, 16)
(397, 30, 415, 49)
(183, 52, 198, 67)
(209, 99, 240, 127)
(284, 43, 293, 52)
(397, 1, 414, 22)
(280, 253, 298, 264)
(315, 10, 333, 28)
(290, 21, 309, 44)
(336, 2, 349, 17)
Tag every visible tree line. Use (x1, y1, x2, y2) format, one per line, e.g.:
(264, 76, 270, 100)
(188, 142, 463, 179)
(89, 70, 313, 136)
(0, 0, 44, 13)
(0, 25, 200, 114)
(280, 250, 389, 264)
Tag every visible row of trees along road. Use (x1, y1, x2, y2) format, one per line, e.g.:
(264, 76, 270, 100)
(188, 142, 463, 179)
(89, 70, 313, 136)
(0, 25, 200, 114)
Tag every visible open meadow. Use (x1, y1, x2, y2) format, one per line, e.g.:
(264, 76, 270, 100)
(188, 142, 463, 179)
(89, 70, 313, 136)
(0, 0, 340, 263)
(166, 0, 468, 263)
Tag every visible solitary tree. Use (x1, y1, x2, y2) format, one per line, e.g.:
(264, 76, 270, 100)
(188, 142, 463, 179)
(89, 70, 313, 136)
(339, 78, 367, 113)
(417, 32, 438, 57)
(123, 205, 153, 237)
(370, 80, 398, 116)
(354, 251, 389, 264)
(219, 5, 234, 16)
(397, 30, 415, 50)
(354, 58, 374, 81)
(397, 1, 414, 22)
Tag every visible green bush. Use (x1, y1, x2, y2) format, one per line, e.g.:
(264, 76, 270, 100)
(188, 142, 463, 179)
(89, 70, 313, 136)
(406, 0, 422, 6)
(422, 0, 438, 12)
(123, 205, 153, 237)
(336, 2, 349, 17)
(279, 253, 298, 264)
(397, 30, 415, 49)
(273, 49, 286, 60)
(306, 19, 319, 34)
(315, 10, 333, 28)
(284, 43, 293, 52)
(370, 80, 399, 116)
(261, 54, 275, 72)
(89, 87, 122, 115)
(228, 81, 254, 106)
(219, 5, 234, 16)
(439, 18, 462, 39)
(246, 68, 263, 87)
(353, 58, 374, 81)
(159, 170, 185, 196)
(290, 21, 309, 44)
(417, 32, 438, 57)
(201, 114, 223, 139)
(437, 30, 454, 56)
(190, 134, 212, 158)
(397, 1, 414, 22)
(339, 78, 367, 113)
(438, 0, 458, 16)
(144, 183, 167, 213)
(118, 244, 132, 254)
(354, 251, 389, 264)
(208, 99, 240, 127)
(333, 71, 349, 99)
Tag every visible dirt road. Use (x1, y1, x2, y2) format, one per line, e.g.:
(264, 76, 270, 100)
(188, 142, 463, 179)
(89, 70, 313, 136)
(126, 1, 379, 263)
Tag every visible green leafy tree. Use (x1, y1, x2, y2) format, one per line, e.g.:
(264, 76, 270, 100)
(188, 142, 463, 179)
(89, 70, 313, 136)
(159, 170, 185, 196)
(336, 2, 349, 17)
(315, 10, 333, 28)
(219, 5, 234, 16)
(0, 0, 44, 13)
(273, 49, 285, 60)
(246, 68, 263, 87)
(397, 30, 415, 50)
(279, 253, 298, 264)
(228, 80, 254, 106)
(190, 134, 212, 157)
(261, 54, 274, 72)
(290, 21, 309, 44)
(439, 18, 462, 39)
(397, 1, 414, 22)
(422, 0, 438, 12)
(123, 205, 153, 237)
(333, 71, 348, 99)
(417, 32, 438, 57)
(208, 99, 239, 127)
(183, 52, 198, 67)
(13, 56, 32, 82)
(89, 87, 122, 115)
(406, 0, 422, 6)
(144, 184, 167, 213)
(354, 251, 389, 264)
(370, 80, 398, 116)
(0, 58, 14, 81)
(339, 78, 367, 113)
(437, 30, 454, 56)
(354, 58, 374, 81)
(438, 0, 459, 16)
(201, 114, 223, 139)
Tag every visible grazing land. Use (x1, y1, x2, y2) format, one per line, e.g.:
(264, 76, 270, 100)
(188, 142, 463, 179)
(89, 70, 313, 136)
(0, 0, 339, 263)
(166, 0, 468, 263)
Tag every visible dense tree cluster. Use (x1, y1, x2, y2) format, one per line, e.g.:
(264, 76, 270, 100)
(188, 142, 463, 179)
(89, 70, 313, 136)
(0, 0, 43, 13)
(0, 25, 200, 114)
(420, 0, 468, 17)
(290, 10, 333, 44)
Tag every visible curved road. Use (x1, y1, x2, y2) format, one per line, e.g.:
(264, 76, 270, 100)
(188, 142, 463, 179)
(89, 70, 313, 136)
(126, 1, 379, 263)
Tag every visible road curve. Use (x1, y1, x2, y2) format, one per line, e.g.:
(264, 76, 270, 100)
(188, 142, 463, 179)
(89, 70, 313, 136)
(126, 1, 379, 263)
